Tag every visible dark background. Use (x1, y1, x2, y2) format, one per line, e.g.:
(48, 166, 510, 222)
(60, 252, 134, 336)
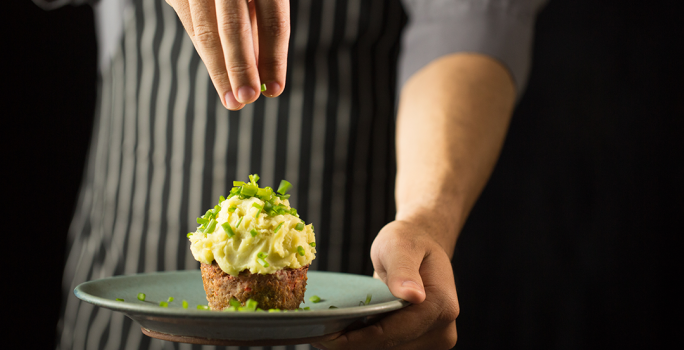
(8, 0, 682, 349)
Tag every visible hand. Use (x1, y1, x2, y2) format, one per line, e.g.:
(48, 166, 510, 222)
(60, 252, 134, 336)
(313, 220, 460, 350)
(166, 0, 290, 110)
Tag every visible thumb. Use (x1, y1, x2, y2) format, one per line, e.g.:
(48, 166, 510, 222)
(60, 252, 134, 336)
(374, 243, 427, 304)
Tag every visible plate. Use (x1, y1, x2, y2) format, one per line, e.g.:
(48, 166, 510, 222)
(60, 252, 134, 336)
(74, 270, 409, 346)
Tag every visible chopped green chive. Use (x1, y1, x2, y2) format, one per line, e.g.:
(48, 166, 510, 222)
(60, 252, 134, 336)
(257, 252, 268, 259)
(249, 174, 260, 186)
(241, 184, 258, 196)
(277, 180, 292, 195)
(290, 208, 298, 216)
(250, 228, 258, 237)
(233, 181, 246, 186)
(167, 297, 174, 302)
(274, 222, 284, 233)
(261, 83, 266, 92)
(257, 257, 270, 267)
(303, 307, 310, 310)
(297, 245, 305, 256)
(116, 298, 124, 302)
(295, 222, 305, 231)
(236, 216, 244, 228)
(228, 206, 237, 212)
(365, 294, 372, 305)
(222, 223, 235, 237)
(196, 217, 209, 225)
(137, 293, 146, 301)
(182, 300, 188, 309)
(197, 305, 210, 310)
(245, 299, 258, 311)
(309, 295, 321, 303)
(229, 297, 241, 308)
(268, 308, 280, 312)
(159, 301, 168, 307)
(309, 242, 316, 247)
(187, 232, 193, 238)
(204, 219, 217, 234)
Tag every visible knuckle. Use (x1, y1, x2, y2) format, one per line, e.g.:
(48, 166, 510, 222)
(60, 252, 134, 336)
(218, 13, 252, 37)
(261, 15, 290, 38)
(193, 25, 219, 47)
(227, 62, 254, 76)
(259, 55, 288, 72)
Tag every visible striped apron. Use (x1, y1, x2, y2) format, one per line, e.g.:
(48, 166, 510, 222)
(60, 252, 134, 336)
(58, 0, 405, 349)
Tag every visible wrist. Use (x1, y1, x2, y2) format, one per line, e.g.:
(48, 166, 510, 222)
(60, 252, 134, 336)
(395, 195, 465, 258)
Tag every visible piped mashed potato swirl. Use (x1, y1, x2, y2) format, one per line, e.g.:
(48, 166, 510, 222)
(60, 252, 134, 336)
(188, 177, 316, 276)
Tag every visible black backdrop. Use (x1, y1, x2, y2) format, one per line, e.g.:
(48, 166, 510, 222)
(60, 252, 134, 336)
(8, 0, 682, 349)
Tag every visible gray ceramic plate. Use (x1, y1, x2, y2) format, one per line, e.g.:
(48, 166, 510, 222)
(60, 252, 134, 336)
(74, 270, 408, 346)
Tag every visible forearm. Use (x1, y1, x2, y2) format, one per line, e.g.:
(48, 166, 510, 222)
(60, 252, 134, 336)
(395, 53, 516, 257)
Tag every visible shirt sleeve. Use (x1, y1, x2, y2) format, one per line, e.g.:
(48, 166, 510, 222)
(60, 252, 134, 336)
(399, 0, 548, 98)
(32, 0, 94, 10)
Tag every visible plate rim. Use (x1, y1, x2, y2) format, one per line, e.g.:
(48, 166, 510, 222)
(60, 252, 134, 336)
(74, 270, 409, 319)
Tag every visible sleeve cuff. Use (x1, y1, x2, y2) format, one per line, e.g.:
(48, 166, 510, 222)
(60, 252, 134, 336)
(399, 0, 547, 99)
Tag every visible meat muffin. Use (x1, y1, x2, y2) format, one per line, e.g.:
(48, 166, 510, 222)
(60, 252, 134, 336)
(188, 174, 316, 310)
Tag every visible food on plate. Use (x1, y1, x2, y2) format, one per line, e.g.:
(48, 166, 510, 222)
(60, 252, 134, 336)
(188, 174, 316, 310)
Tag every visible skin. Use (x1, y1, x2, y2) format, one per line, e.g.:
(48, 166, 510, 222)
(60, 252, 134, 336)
(167, 2, 516, 348)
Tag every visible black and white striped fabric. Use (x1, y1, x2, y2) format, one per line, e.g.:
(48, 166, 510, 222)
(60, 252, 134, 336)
(59, 1, 403, 349)
(55, 0, 545, 349)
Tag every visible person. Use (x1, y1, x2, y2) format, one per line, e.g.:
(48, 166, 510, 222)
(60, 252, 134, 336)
(34, 0, 547, 349)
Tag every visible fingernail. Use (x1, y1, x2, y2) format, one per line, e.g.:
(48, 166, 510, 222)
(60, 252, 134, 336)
(402, 280, 421, 289)
(237, 86, 256, 103)
(224, 91, 242, 110)
(264, 82, 281, 97)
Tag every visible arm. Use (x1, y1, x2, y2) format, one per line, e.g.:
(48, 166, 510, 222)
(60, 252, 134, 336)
(316, 52, 516, 350)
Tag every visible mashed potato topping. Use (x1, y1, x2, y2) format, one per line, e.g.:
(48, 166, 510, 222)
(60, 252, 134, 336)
(188, 176, 316, 276)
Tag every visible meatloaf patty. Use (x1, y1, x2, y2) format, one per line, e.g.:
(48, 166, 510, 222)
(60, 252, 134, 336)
(200, 261, 309, 310)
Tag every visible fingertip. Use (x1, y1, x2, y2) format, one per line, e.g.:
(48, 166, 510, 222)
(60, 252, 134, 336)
(224, 91, 244, 110)
(262, 81, 282, 97)
(236, 86, 258, 103)
(391, 280, 426, 304)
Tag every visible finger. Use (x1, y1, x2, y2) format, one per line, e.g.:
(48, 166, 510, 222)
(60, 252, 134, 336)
(254, 0, 290, 97)
(183, 0, 243, 110)
(216, 0, 262, 104)
(373, 227, 427, 304)
(393, 321, 457, 350)
(321, 246, 459, 350)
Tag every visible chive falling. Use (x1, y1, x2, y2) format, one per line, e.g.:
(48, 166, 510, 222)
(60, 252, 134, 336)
(261, 83, 266, 92)
(167, 297, 174, 302)
(116, 298, 124, 302)
(159, 301, 168, 307)
(182, 300, 188, 309)
(274, 222, 284, 233)
(137, 293, 146, 301)
(222, 223, 235, 237)
(297, 245, 305, 256)
(295, 222, 305, 231)
(309, 242, 316, 247)
(277, 180, 292, 195)
(309, 295, 321, 303)
(250, 228, 258, 237)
